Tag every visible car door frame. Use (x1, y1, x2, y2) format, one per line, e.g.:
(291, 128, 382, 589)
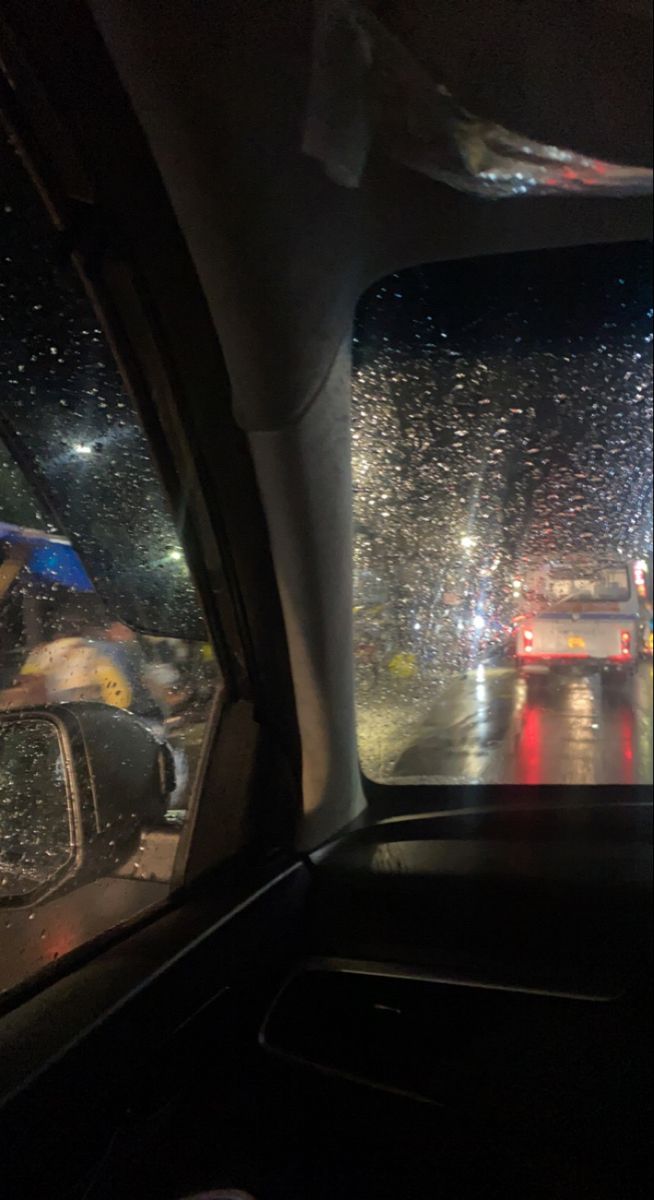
(0, 0, 305, 1037)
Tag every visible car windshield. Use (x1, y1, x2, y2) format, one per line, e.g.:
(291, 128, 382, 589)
(352, 242, 653, 788)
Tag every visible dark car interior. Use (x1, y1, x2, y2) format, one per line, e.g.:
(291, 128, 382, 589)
(0, 3, 652, 1199)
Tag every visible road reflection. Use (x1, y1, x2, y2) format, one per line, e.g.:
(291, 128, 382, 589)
(517, 699, 542, 787)
(394, 663, 653, 785)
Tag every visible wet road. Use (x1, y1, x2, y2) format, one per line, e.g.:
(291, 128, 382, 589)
(394, 662, 653, 785)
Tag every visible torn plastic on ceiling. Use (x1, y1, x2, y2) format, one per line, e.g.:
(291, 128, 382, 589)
(303, 0, 654, 199)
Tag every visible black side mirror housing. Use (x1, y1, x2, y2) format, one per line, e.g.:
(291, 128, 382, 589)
(0, 702, 174, 907)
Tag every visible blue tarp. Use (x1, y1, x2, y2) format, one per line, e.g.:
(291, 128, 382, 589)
(0, 522, 94, 592)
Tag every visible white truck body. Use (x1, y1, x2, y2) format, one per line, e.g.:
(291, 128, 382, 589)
(516, 562, 640, 674)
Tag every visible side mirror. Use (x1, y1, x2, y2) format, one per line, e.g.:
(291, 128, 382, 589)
(0, 703, 174, 907)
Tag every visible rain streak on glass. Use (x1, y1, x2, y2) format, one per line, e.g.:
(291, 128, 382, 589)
(352, 244, 653, 786)
(0, 133, 222, 994)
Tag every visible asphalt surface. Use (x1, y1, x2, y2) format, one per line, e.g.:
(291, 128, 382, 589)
(394, 661, 653, 785)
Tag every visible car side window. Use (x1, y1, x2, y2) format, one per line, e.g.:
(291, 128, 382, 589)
(0, 133, 223, 995)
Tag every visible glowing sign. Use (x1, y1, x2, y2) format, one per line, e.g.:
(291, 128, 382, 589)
(634, 560, 648, 598)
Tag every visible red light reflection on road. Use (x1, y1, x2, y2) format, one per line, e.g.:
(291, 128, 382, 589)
(620, 706, 635, 784)
(517, 700, 542, 785)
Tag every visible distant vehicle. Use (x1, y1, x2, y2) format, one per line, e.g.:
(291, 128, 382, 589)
(515, 560, 641, 679)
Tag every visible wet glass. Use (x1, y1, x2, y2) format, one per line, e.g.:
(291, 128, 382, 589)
(545, 567, 630, 603)
(0, 719, 71, 900)
(352, 243, 653, 786)
(0, 132, 223, 993)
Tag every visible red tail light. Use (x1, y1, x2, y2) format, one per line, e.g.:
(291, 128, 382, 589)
(621, 629, 632, 656)
(524, 629, 534, 652)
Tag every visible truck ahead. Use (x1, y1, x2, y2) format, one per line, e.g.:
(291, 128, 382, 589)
(515, 560, 643, 681)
